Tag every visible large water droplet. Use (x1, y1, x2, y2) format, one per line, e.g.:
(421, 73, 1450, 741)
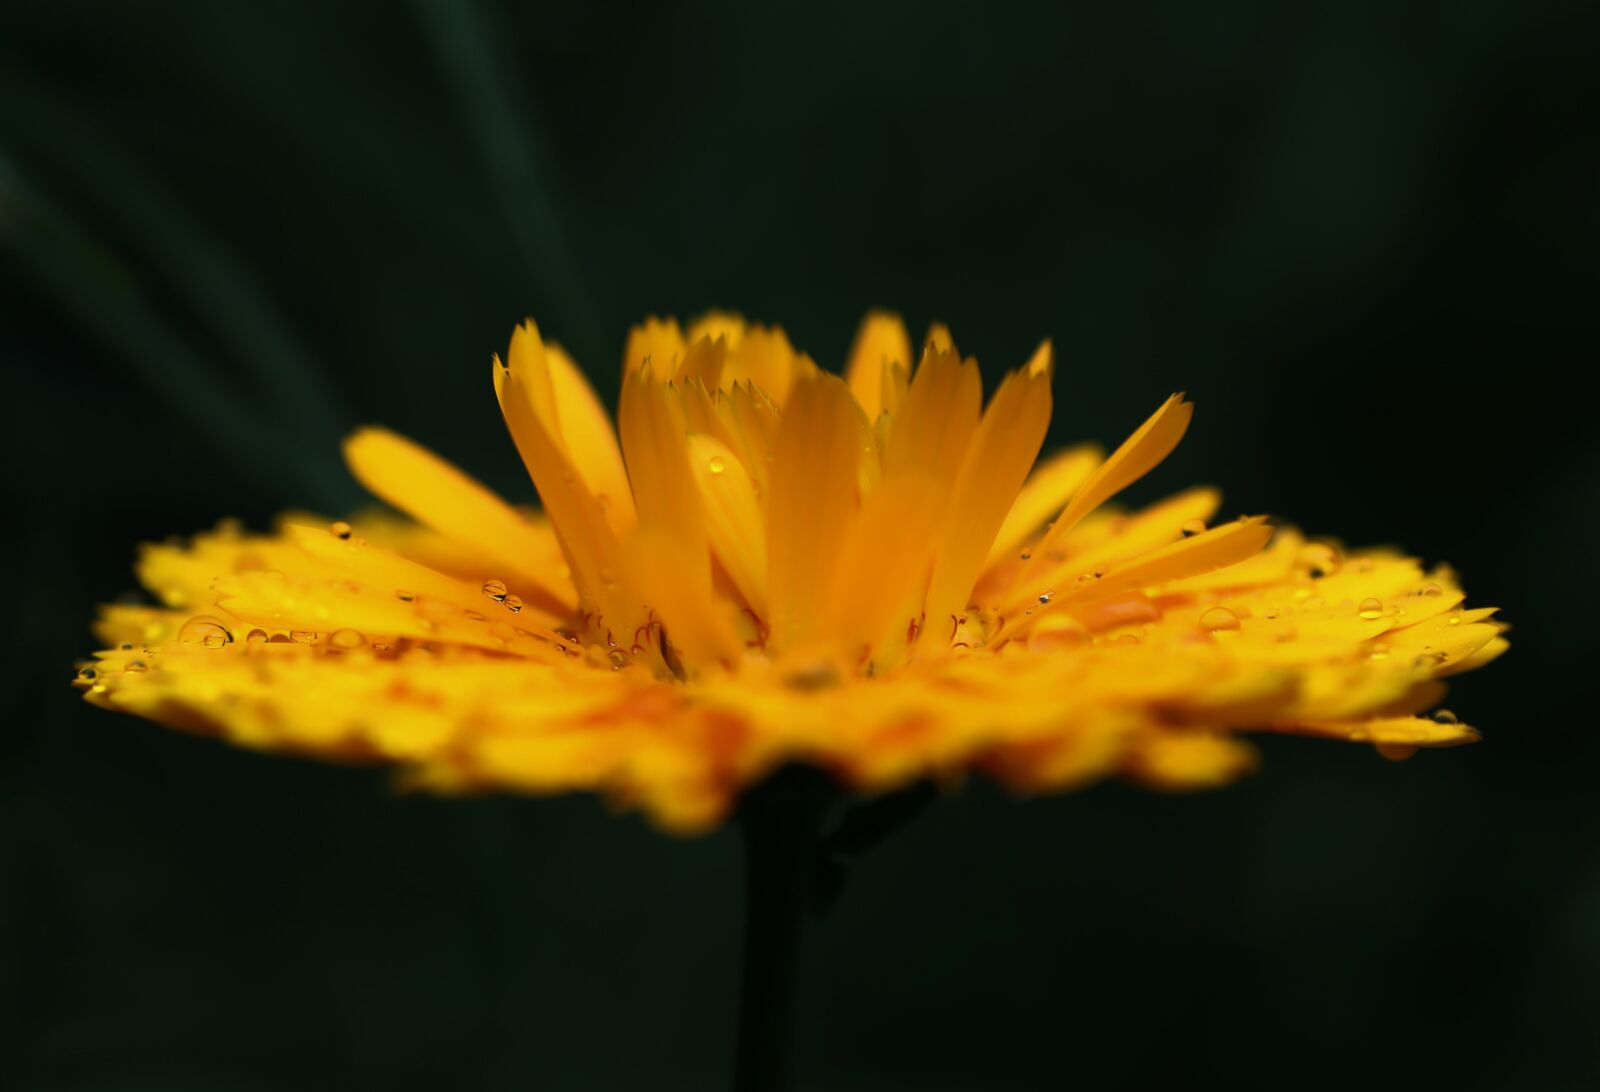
(1432, 709, 1459, 725)
(328, 628, 366, 651)
(76, 666, 98, 681)
(178, 617, 234, 649)
(1357, 597, 1384, 620)
(1199, 606, 1240, 634)
(289, 630, 320, 645)
(503, 594, 523, 614)
(124, 660, 148, 673)
(708, 455, 726, 475)
(329, 520, 353, 540)
(482, 579, 508, 602)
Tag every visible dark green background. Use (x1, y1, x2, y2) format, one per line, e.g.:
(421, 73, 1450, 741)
(2, 2, 1595, 1089)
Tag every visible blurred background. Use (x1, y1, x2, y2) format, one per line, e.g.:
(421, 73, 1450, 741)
(2, 1, 1596, 1089)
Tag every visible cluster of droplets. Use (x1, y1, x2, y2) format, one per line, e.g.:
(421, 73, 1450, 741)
(480, 579, 523, 614)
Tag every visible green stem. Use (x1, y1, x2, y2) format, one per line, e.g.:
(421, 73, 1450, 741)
(733, 773, 829, 1092)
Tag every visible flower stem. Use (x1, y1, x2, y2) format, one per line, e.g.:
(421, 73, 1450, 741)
(733, 771, 830, 1092)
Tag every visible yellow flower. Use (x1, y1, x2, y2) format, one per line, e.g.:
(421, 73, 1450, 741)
(73, 313, 1507, 831)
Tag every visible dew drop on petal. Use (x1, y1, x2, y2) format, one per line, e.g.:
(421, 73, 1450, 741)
(1297, 543, 1342, 579)
(124, 660, 148, 672)
(177, 617, 234, 649)
(708, 455, 726, 475)
(482, 579, 508, 602)
(1180, 518, 1207, 538)
(1199, 606, 1240, 634)
(1448, 612, 1462, 626)
(396, 590, 416, 602)
(1432, 709, 1459, 725)
(246, 628, 268, 644)
(289, 630, 320, 645)
(329, 521, 353, 540)
(1037, 591, 1053, 605)
(503, 594, 523, 614)
(1419, 582, 1444, 598)
(77, 666, 98, 681)
(118, 642, 135, 651)
(1358, 597, 1385, 620)
(328, 628, 366, 651)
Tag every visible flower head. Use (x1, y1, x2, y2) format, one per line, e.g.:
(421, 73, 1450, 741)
(74, 313, 1507, 830)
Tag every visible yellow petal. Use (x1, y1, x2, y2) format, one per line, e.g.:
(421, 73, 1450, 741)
(545, 342, 637, 535)
(684, 433, 768, 617)
(767, 374, 862, 653)
(924, 362, 1053, 634)
(342, 427, 575, 613)
(983, 444, 1102, 571)
(1029, 393, 1194, 559)
(844, 310, 913, 421)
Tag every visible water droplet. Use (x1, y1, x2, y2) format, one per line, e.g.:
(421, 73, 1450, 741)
(371, 640, 392, 652)
(395, 590, 415, 602)
(1297, 543, 1342, 578)
(328, 628, 366, 651)
(1447, 612, 1461, 626)
(118, 642, 134, 651)
(1180, 518, 1207, 538)
(1037, 591, 1053, 605)
(1019, 551, 1032, 561)
(124, 660, 148, 672)
(77, 666, 98, 681)
(1263, 608, 1280, 620)
(1418, 582, 1444, 598)
(246, 628, 268, 644)
(504, 594, 523, 613)
(1113, 632, 1141, 645)
(289, 630, 320, 645)
(1413, 652, 1445, 668)
(1431, 709, 1459, 725)
(1199, 606, 1240, 634)
(708, 455, 726, 475)
(329, 520, 353, 540)
(608, 649, 631, 670)
(482, 579, 508, 602)
(1357, 597, 1384, 620)
(177, 617, 234, 649)
(268, 633, 292, 643)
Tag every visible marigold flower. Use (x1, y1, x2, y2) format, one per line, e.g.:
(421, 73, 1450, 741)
(73, 312, 1507, 831)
